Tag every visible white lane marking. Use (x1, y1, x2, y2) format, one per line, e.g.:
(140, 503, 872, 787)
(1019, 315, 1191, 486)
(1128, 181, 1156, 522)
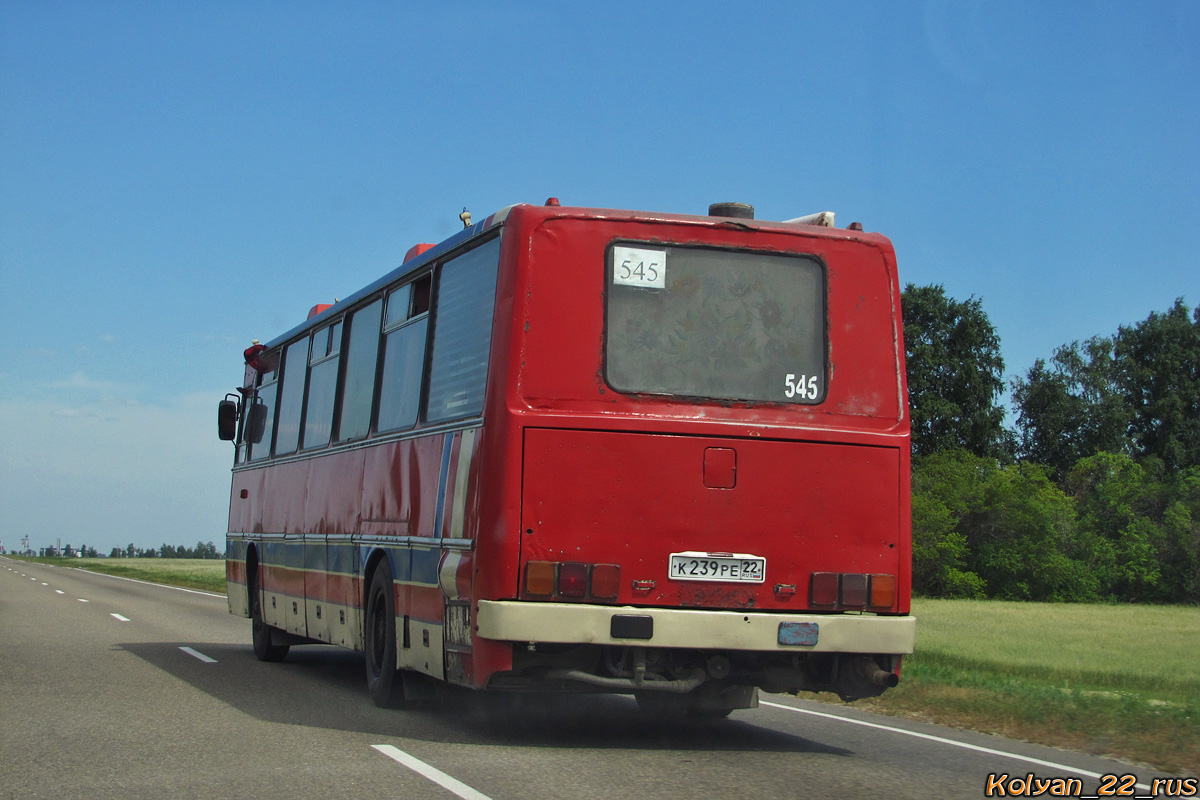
(372, 745, 494, 800)
(71, 568, 224, 598)
(760, 700, 1152, 792)
(55, 590, 65, 595)
(110, 613, 130, 622)
(78, 599, 89, 603)
(41, 582, 48, 585)
(179, 647, 217, 663)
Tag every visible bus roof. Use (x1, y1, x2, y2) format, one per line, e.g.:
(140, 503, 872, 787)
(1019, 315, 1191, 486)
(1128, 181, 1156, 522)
(260, 202, 890, 351)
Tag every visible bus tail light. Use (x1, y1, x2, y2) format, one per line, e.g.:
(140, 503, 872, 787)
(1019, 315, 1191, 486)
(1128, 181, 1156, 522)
(841, 573, 868, 609)
(590, 564, 621, 599)
(810, 571, 897, 612)
(522, 561, 622, 602)
(869, 574, 897, 610)
(810, 572, 840, 607)
(524, 561, 556, 597)
(557, 562, 588, 598)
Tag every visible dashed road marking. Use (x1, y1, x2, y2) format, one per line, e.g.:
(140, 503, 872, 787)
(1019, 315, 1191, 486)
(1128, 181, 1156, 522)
(78, 599, 89, 603)
(55, 590, 65, 595)
(372, 745, 493, 800)
(179, 647, 217, 663)
(110, 613, 130, 622)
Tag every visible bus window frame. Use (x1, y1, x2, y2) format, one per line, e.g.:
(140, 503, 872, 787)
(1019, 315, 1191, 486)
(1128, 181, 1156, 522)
(422, 235, 503, 426)
(302, 320, 344, 452)
(245, 360, 280, 462)
(376, 273, 433, 435)
(601, 239, 830, 407)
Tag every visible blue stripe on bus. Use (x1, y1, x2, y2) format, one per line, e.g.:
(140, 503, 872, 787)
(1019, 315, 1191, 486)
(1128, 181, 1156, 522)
(230, 537, 445, 586)
(327, 542, 358, 575)
(410, 545, 442, 587)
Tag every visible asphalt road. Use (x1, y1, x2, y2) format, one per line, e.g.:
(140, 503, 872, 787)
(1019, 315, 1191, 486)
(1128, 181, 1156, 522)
(1, 557, 1186, 799)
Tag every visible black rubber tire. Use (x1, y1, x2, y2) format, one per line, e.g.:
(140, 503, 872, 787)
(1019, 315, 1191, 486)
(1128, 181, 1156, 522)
(365, 560, 404, 708)
(249, 558, 289, 663)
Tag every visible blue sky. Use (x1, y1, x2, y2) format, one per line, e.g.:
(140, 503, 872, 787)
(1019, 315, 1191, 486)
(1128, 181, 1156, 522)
(1, 1, 1196, 553)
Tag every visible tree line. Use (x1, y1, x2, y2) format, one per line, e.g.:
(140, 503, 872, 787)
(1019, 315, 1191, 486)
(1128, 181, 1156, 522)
(904, 288, 1199, 603)
(36, 542, 224, 559)
(106, 542, 224, 559)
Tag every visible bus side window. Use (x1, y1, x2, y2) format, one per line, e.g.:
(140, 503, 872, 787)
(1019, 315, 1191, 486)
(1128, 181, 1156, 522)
(336, 298, 383, 442)
(246, 369, 278, 462)
(377, 279, 429, 432)
(425, 238, 501, 423)
(303, 322, 341, 450)
(273, 339, 309, 456)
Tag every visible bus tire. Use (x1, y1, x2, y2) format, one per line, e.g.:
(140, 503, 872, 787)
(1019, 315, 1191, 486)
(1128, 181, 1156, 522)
(365, 560, 404, 708)
(249, 558, 289, 663)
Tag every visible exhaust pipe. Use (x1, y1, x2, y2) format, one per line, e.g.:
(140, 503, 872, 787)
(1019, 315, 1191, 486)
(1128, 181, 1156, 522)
(545, 669, 706, 694)
(854, 656, 899, 688)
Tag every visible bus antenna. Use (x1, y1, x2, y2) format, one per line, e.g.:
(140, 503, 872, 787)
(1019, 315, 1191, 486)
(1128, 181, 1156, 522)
(459, 207, 472, 229)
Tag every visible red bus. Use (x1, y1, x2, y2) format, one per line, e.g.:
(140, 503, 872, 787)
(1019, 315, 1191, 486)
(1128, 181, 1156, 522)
(218, 199, 914, 715)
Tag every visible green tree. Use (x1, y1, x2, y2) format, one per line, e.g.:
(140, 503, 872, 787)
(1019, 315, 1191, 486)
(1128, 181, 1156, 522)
(901, 285, 1007, 459)
(1161, 468, 1200, 603)
(1066, 453, 1163, 601)
(972, 461, 1097, 602)
(1012, 299, 1199, 475)
(1011, 337, 1133, 479)
(1064, 452, 1200, 603)
(195, 541, 220, 559)
(1114, 299, 1200, 471)
(913, 450, 1095, 601)
(911, 472, 986, 598)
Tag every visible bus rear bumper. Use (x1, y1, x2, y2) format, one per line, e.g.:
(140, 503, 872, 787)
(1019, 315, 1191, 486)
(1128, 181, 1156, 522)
(476, 600, 915, 654)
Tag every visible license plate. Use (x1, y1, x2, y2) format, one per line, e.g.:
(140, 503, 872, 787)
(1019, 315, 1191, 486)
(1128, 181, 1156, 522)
(669, 552, 765, 583)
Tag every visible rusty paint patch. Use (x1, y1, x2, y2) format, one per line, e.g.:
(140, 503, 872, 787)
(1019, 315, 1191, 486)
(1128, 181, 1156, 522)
(778, 621, 819, 647)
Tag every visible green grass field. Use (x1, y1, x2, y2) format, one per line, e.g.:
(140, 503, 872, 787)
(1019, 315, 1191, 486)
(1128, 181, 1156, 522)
(846, 598, 1200, 775)
(15, 556, 226, 593)
(14, 556, 1198, 773)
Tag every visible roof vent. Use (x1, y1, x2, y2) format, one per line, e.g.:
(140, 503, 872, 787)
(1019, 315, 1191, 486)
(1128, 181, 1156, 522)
(708, 202, 755, 219)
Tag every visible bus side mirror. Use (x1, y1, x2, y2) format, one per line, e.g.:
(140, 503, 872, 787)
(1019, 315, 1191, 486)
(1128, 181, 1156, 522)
(217, 398, 239, 441)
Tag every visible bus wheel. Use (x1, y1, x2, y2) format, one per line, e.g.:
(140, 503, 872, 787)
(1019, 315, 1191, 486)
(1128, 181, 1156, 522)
(365, 561, 404, 708)
(249, 562, 289, 662)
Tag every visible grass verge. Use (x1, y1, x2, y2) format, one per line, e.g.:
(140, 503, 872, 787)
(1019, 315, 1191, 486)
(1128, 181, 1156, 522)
(12, 556, 226, 594)
(823, 598, 1199, 776)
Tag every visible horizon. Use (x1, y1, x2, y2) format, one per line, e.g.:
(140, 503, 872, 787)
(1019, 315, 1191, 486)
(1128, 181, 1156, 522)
(2, 2, 1196, 553)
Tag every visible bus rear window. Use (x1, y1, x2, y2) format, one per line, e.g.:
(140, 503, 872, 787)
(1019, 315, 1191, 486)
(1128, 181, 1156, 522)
(605, 244, 826, 404)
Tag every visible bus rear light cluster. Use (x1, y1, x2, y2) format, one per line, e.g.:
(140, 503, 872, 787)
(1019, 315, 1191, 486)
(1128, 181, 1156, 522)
(811, 572, 896, 611)
(524, 561, 620, 601)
